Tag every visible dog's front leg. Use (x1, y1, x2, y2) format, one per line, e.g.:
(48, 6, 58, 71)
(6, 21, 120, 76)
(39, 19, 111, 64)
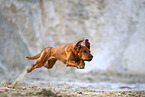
(66, 60, 80, 68)
(78, 60, 85, 69)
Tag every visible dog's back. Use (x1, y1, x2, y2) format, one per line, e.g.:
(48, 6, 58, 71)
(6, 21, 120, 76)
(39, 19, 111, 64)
(50, 43, 74, 63)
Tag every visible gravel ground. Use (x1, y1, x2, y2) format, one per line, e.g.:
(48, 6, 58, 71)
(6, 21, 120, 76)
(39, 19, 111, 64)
(0, 83, 145, 97)
(1, 70, 145, 97)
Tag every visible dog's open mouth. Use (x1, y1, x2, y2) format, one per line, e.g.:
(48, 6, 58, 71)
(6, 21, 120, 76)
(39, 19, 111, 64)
(83, 58, 92, 61)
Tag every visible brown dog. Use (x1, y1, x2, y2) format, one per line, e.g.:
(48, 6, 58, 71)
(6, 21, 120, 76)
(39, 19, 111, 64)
(26, 39, 93, 73)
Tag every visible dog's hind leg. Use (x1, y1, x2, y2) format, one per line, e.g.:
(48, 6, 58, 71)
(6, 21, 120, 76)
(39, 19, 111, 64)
(27, 51, 50, 73)
(44, 58, 57, 69)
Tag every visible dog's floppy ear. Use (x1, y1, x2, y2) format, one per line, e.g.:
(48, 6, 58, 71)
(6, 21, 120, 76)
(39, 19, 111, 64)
(85, 39, 90, 49)
(74, 39, 84, 52)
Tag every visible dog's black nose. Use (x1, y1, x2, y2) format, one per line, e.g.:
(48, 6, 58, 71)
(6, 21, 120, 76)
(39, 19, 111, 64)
(90, 54, 93, 58)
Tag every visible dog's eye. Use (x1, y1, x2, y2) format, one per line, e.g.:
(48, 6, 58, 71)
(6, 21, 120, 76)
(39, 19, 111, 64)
(83, 50, 87, 53)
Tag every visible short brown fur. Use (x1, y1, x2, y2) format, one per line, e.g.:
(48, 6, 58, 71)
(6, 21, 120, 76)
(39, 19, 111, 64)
(26, 39, 93, 73)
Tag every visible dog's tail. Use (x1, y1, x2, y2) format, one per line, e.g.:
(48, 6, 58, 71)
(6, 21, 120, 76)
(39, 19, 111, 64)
(26, 52, 42, 60)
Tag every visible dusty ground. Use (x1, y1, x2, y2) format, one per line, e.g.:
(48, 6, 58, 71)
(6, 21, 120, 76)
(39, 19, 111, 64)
(0, 83, 145, 97)
(0, 70, 145, 97)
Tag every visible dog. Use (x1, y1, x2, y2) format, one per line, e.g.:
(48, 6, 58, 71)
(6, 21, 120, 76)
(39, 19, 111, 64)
(26, 39, 93, 73)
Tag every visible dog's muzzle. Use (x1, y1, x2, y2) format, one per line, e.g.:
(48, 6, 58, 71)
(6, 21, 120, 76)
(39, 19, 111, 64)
(84, 54, 93, 61)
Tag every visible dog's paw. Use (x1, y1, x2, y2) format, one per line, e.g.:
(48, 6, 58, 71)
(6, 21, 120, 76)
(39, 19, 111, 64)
(27, 69, 31, 73)
(77, 66, 84, 69)
(80, 67, 85, 69)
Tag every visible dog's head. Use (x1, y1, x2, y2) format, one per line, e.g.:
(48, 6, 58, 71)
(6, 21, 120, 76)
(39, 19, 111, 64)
(74, 39, 93, 61)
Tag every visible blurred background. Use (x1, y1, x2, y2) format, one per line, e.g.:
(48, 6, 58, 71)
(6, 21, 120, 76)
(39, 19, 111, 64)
(0, 0, 145, 90)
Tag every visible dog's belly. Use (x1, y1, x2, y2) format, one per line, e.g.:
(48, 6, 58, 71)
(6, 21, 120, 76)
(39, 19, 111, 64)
(54, 55, 67, 64)
(55, 56, 67, 64)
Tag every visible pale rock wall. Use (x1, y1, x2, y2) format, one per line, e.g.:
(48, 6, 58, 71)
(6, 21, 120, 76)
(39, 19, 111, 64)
(0, 0, 145, 75)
